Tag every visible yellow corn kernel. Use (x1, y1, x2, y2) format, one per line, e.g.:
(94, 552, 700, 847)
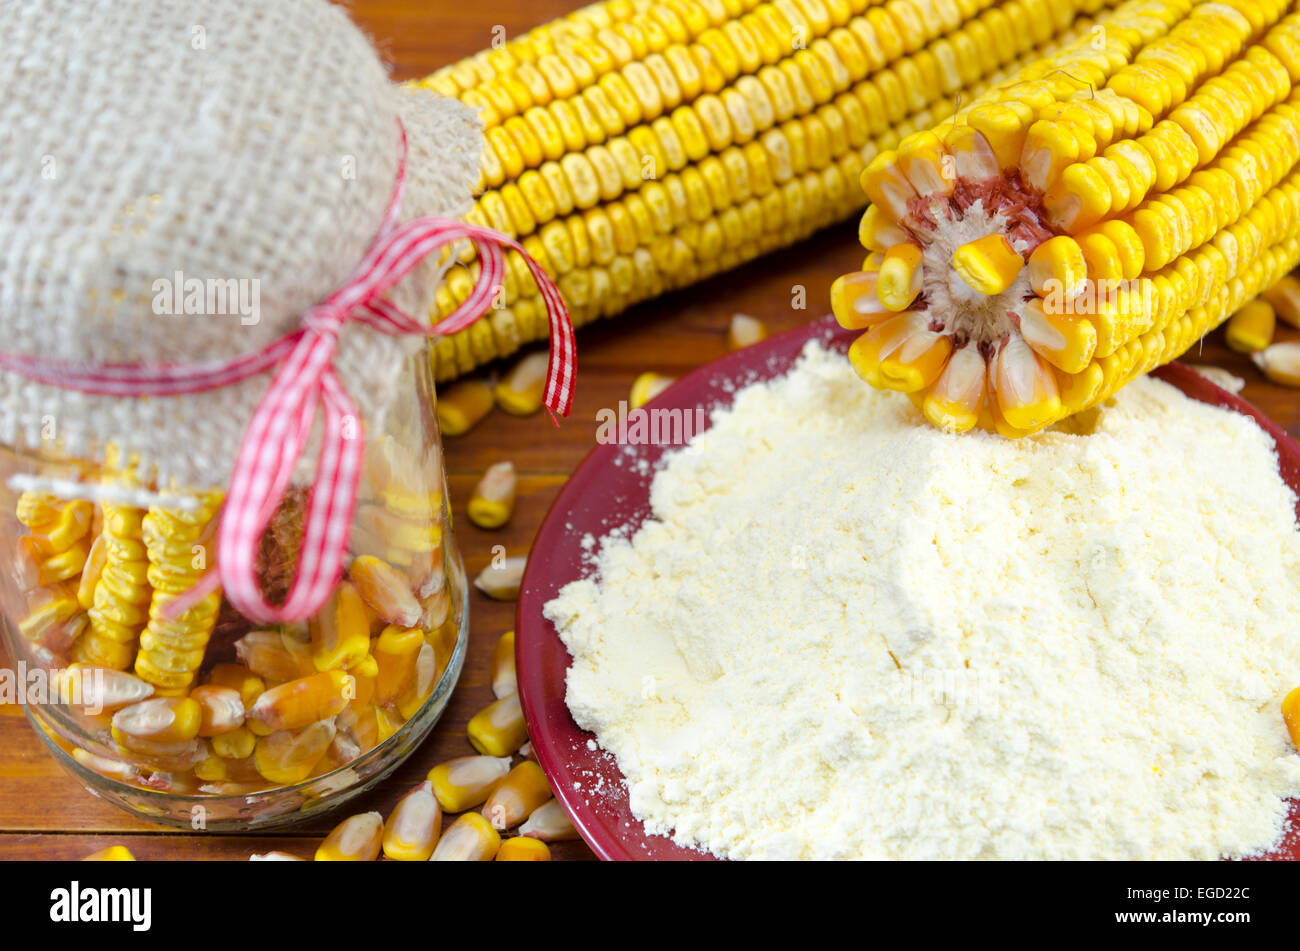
(207, 663, 265, 708)
(253, 720, 336, 785)
(309, 580, 371, 672)
(629, 372, 675, 409)
(247, 670, 354, 735)
(19, 597, 83, 652)
(1028, 235, 1087, 302)
(492, 351, 549, 415)
(349, 556, 421, 628)
(519, 799, 580, 842)
(896, 130, 955, 198)
(990, 335, 1061, 433)
(467, 461, 518, 530)
(373, 625, 425, 706)
(468, 692, 528, 757)
(492, 630, 517, 699)
(396, 642, 438, 721)
(52, 663, 153, 711)
(211, 726, 257, 760)
(431, 812, 502, 861)
(496, 836, 553, 860)
(1283, 686, 1300, 750)
(1019, 298, 1098, 375)
(436, 379, 494, 436)
(1225, 299, 1276, 353)
(1252, 341, 1300, 387)
(16, 492, 62, 530)
(952, 234, 1023, 296)
(75, 534, 108, 611)
(1262, 274, 1300, 328)
(30, 500, 93, 554)
(190, 685, 245, 737)
(111, 696, 201, 743)
(858, 203, 909, 252)
(474, 555, 527, 601)
(82, 846, 135, 861)
(483, 760, 554, 830)
(382, 780, 443, 861)
(726, 313, 768, 350)
(428, 754, 513, 812)
(877, 242, 924, 311)
(315, 811, 384, 861)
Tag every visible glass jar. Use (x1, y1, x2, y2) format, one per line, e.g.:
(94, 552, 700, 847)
(0, 346, 467, 830)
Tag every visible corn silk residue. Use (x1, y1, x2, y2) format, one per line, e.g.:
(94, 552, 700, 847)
(545, 341, 1300, 860)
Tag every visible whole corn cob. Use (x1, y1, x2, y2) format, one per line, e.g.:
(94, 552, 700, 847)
(833, 0, 1300, 435)
(417, 0, 1125, 380)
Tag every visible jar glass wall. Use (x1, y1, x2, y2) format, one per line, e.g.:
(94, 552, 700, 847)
(0, 345, 467, 830)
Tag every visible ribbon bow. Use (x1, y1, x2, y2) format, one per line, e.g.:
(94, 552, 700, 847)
(0, 122, 575, 623)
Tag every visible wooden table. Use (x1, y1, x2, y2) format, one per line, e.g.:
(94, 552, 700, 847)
(0, 0, 1296, 862)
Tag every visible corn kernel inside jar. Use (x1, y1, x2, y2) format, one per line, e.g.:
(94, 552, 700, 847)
(9, 431, 462, 798)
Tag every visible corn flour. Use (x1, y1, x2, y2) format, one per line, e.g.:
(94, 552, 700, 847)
(545, 341, 1300, 860)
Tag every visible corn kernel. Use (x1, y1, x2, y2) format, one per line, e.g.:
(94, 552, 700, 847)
(726, 312, 769, 349)
(876, 242, 924, 311)
(315, 811, 384, 861)
(496, 836, 552, 860)
(427, 754, 513, 812)
(629, 372, 675, 409)
(382, 780, 443, 861)
(235, 629, 316, 683)
(374, 625, 425, 706)
(1283, 686, 1300, 750)
(207, 663, 265, 708)
(483, 760, 553, 830)
(520, 798, 580, 842)
(431, 812, 501, 861)
(247, 670, 353, 735)
(53, 664, 154, 711)
(467, 461, 518, 530)
(211, 726, 256, 760)
(309, 581, 372, 672)
(190, 685, 245, 737)
(1252, 341, 1300, 387)
(111, 696, 201, 743)
(493, 351, 550, 415)
(436, 379, 494, 436)
(1262, 274, 1300, 327)
(468, 692, 528, 757)
(952, 233, 1023, 296)
(1225, 299, 1276, 353)
(253, 720, 336, 785)
(492, 630, 517, 699)
(82, 845, 135, 861)
(474, 555, 527, 601)
(350, 556, 422, 628)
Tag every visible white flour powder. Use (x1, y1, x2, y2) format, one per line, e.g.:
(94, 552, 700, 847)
(545, 341, 1300, 860)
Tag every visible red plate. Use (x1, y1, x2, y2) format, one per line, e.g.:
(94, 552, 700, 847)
(516, 315, 1300, 861)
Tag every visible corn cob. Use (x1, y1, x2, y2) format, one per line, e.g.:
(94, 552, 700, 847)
(134, 492, 223, 693)
(418, 0, 1123, 379)
(833, 0, 1300, 435)
(74, 502, 150, 671)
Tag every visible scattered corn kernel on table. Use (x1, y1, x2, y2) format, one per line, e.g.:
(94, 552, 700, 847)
(2, 0, 1299, 861)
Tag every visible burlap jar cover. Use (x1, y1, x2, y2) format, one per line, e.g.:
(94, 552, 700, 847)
(0, 0, 574, 803)
(0, 0, 574, 620)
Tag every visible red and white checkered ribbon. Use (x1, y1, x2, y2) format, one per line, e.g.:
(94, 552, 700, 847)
(0, 122, 575, 624)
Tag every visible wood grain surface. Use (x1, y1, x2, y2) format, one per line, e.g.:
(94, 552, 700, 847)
(0, 0, 1297, 862)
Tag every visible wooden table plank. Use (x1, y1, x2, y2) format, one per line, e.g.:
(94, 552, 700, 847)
(1, 0, 1297, 862)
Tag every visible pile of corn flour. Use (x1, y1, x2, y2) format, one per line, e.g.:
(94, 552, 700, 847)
(545, 341, 1300, 860)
